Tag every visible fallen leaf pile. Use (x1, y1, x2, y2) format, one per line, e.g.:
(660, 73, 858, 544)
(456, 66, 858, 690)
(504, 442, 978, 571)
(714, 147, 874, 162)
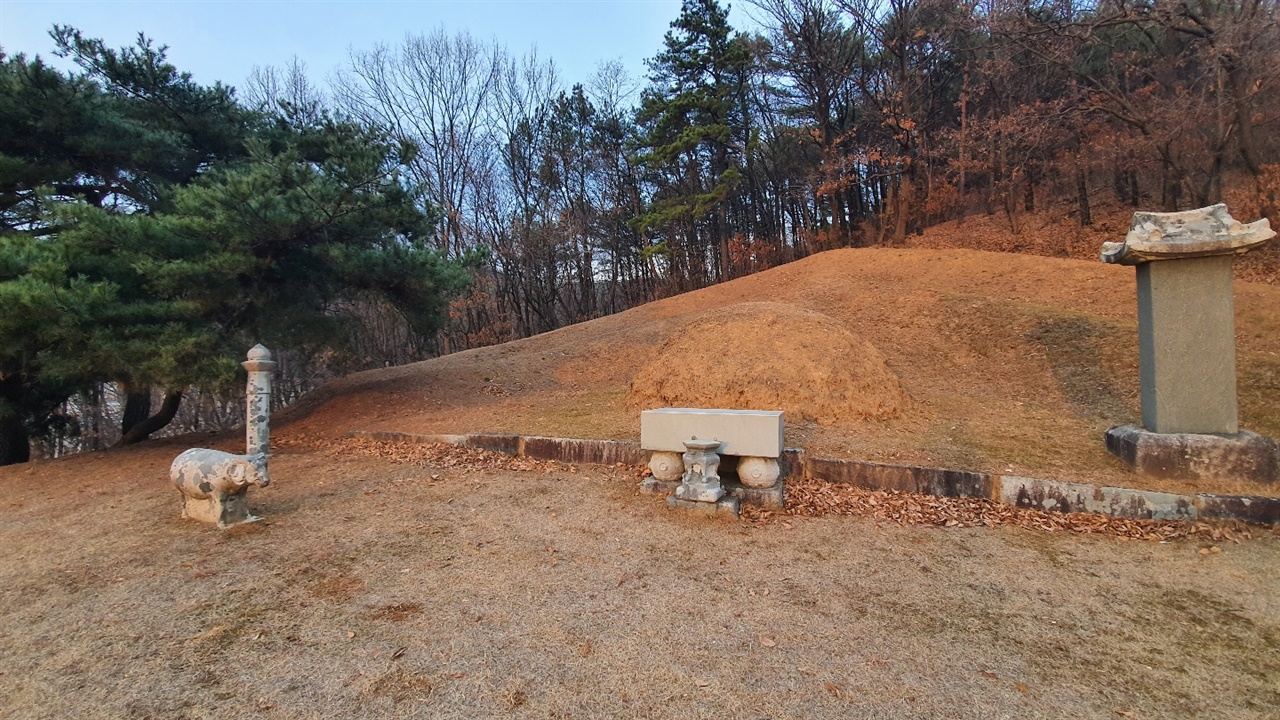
(279, 434, 634, 476)
(327, 437, 563, 473)
(743, 475, 1266, 543)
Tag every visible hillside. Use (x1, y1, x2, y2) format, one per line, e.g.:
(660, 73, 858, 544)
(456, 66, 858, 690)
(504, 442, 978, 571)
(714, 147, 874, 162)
(278, 247, 1280, 498)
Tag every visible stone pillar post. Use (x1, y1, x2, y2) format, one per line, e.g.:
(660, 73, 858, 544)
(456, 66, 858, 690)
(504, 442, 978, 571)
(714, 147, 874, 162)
(1100, 204, 1280, 483)
(242, 344, 277, 457)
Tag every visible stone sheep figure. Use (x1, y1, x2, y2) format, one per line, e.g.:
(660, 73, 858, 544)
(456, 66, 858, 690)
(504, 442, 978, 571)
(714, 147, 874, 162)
(171, 449, 270, 528)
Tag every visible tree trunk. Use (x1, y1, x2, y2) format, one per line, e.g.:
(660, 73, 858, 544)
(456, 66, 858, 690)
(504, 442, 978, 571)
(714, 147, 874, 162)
(121, 388, 152, 438)
(0, 411, 30, 466)
(958, 69, 969, 220)
(1128, 166, 1140, 207)
(893, 174, 909, 245)
(1159, 148, 1180, 212)
(1076, 161, 1092, 227)
(117, 391, 183, 446)
(1113, 160, 1127, 204)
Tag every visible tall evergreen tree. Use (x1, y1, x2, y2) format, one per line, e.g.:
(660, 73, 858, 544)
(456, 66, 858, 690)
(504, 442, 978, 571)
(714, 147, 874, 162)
(0, 32, 471, 465)
(635, 0, 754, 286)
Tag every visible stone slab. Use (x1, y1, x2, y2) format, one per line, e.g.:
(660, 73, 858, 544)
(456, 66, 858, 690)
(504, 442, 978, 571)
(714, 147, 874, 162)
(1101, 204, 1275, 264)
(640, 477, 680, 495)
(723, 479, 785, 509)
(520, 437, 648, 466)
(640, 408, 784, 457)
(806, 457, 993, 499)
(780, 448, 804, 482)
(349, 431, 521, 456)
(1105, 425, 1279, 484)
(1136, 256, 1239, 434)
(667, 494, 740, 519)
(1196, 494, 1280, 524)
(999, 475, 1196, 520)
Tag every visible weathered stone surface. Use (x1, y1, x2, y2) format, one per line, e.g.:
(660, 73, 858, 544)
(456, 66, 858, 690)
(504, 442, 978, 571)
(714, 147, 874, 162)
(171, 449, 269, 528)
(1106, 425, 1280, 484)
(807, 457, 993, 498)
(1101, 204, 1275, 265)
(723, 479, 785, 508)
(675, 439, 724, 503)
(1100, 205, 1280, 481)
(347, 431, 522, 455)
(640, 477, 680, 495)
(780, 448, 804, 482)
(1196, 494, 1280, 524)
(999, 474, 1196, 520)
(641, 408, 784, 457)
(522, 436, 647, 466)
(667, 494, 740, 518)
(463, 434, 522, 455)
(242, 344, 277, 457)
(1136, 256, 1239, 433)
(175, 345, 276, 528)
(737, 456, 781, 488)
(648, 451, 684, 482)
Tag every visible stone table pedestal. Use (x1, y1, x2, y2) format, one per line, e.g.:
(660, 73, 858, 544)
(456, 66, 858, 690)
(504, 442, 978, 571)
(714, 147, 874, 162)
(675, 439, 724, 503)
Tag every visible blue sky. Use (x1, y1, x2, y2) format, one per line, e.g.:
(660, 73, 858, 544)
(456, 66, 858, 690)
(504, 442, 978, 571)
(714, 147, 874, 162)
(0, 1, 754, 93)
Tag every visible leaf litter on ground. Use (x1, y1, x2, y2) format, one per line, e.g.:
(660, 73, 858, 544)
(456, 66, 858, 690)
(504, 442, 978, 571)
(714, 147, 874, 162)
(744, 475, 1271, 543)
(306, 436, 1270, 544)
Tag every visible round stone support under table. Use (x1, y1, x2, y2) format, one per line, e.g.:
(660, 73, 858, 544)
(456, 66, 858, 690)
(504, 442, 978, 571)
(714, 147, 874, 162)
(737, 456, 781, 488)
(648, 451, 684, 482)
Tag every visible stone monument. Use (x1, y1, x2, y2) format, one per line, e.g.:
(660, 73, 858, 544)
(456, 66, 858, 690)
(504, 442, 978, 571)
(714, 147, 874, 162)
(171, 345, 278, 527)
(1100, 204, 1280, 483)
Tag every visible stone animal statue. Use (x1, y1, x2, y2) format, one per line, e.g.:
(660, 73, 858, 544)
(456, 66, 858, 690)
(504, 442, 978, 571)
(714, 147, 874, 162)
(171, 449, 270, 528)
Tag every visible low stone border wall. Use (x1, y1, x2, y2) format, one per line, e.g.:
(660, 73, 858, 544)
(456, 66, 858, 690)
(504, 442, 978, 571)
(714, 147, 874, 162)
(349, 431, 648, 466)
(346, 431, 1280, 525)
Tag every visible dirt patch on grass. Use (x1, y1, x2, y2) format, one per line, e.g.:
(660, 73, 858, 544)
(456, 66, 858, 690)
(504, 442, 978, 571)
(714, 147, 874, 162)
(628, 302, 907, 424)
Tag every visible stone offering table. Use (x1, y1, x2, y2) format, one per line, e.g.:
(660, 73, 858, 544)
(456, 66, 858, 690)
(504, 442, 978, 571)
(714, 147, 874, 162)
(1100, 204, 1279, 483)
(641, 408, 786, 512)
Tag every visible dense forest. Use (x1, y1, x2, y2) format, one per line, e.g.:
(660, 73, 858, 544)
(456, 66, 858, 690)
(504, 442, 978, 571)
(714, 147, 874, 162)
(3, 0, 1279, 464)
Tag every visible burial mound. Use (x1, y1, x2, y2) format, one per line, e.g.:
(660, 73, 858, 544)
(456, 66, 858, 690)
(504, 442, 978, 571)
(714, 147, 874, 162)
(628, 302, 907, 425)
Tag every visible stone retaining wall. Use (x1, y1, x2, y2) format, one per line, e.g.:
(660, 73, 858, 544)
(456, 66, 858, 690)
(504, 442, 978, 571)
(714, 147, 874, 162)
(346, 431, 1280, 525)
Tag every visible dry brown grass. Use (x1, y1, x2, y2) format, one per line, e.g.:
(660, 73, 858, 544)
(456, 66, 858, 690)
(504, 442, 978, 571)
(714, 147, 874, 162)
(1, 440, 1278, 719)
(5, 243, 1280, 719)
(628, 301, 908, 424)
(278, 247, 1280, 498)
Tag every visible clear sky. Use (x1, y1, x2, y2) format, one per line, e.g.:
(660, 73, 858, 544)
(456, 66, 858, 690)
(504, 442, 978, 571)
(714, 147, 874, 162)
(0, 1, 752, 94)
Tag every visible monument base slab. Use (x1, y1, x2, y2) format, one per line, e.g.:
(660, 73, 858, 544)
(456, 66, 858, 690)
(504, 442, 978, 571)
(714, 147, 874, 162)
(640, 477, 680, 495)
(1105, 425, 1280, 484)
(667, 494, 741, 518)
(723, 479, 785, 508)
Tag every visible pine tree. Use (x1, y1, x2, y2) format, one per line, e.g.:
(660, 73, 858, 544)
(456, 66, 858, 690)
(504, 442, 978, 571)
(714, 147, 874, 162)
(635, 0, 753, 286)
(0, 31, 471, 465)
